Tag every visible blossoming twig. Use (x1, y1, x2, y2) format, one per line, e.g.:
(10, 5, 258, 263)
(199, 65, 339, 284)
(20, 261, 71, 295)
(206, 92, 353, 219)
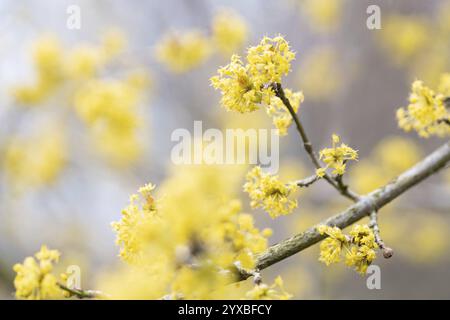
(271, 82, 360, 201)
(237, 141, 450, 280)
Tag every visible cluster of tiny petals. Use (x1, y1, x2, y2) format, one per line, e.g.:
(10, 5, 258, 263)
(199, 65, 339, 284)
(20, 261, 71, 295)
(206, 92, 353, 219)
(13, 245, 63, 300)
(245, 276, 292, 300)
(111, 174, 273, 298)
(396, 78, 450, 138)
(267, 89, 304, 136)
(243, 166, 298, 218)
(155, 30, 212, 73)
(316, 134, 358, 177)
(211, 36, 297, 134)
(246, 36, 296, 84)
(317, 224, 378, 275)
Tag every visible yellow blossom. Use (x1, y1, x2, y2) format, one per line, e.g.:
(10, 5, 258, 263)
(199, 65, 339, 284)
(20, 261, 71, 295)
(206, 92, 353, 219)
(317, 224, 378, 275)
(317, 134, 358, 177)
(267, 89, 304, 135)
(378, 15, 430, 66)
(246, 276, 292, 300)
(13, 246, 63, 300)
(396, 79, 449, 138)
(246, 36, 295, 85)
(243, 166, 298, 218)
(155, 30, 212, 73)
(3, 127, 67, 191)
(302, 0, 343, 32)
(212, 9, 248, 55)
(111, 166, 272, 298)
(73, 78, 144, 166)
(11, 36, 64, 105)
(211, 36, 297, 134)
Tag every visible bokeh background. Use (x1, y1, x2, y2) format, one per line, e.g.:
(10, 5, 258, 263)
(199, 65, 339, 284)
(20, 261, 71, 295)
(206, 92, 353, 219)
(1, 0, 450, 299)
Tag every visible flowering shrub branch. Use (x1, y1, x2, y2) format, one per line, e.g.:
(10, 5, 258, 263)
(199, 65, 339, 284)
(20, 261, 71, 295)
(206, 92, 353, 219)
(240, 141, 450, 279)
(271, 82, 360, 201)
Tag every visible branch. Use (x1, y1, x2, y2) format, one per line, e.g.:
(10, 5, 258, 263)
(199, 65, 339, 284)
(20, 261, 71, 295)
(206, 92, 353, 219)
(272, 83, 360, 202)
(238, 141, 450, 280)
(296, 174, 320, 187)
(369, 210, 393, 258)
(57, 283, 107, 299)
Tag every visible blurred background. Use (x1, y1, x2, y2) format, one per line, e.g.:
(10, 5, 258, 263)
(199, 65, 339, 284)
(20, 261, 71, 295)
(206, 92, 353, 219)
(1, 0, 450, 299)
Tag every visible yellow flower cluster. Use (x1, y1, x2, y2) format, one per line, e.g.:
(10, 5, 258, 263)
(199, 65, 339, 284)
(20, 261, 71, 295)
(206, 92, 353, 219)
(245, 276, 292, 300)
(12, 31, 126, 105)
(155, 9, 248, 72)
(73, 76, 146, 167)
(267, 89, 304, 136)
(111, 166, 273, 299)
(317, 224, 378, 275)
(378, 15, 429, 66)
(3, 127, 66, 191)
(243, 166, 298, 218)
(396, 78, 450, 138)
(155, 31, 212, 73)
(316, 134, 358, 177)
(211, 36, 300, 134)
(301, 0, 343, 32)
(13, 246, 63, 299)
(10, 31, 149, 168)
(212, 9, 248, 55)
(12, 36, 64, 104)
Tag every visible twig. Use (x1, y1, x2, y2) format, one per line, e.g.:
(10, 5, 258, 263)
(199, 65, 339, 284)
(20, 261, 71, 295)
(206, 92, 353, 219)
(237, 141, 450, 280)
(296, 174, 320, 187)
(272, 83, 360, 202)
(369, 210, 393, 258)
(57, 283, 107, 299)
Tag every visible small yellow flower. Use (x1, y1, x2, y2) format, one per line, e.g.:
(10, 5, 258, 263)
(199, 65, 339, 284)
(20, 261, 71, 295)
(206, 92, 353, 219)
(155, 30, 212, 73)
(396, 79, 449, 138)
(243, 166, 298, 218)
(317, 224, 378, 275)
(13, 246, 63, 300)
(245, 276, 292, 300)
(318, 134, 358, 177)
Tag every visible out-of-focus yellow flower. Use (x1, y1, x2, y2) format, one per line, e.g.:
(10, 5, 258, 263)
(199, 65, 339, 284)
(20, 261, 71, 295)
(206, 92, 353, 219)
(316, 134, 358, 177)
(267, 89, 304, 136)
(111, 165, 272, 299)
(246, 276, 292, 300)
(296, 46, 341, 101)
(212, 9, 248, 55)
(155, 30, 212, 73)
(101, 28, 126, 61)
(12, 36, 64, 105)
(13, 246, 63, 300)
(378, 15, 430, 66)
(73, 77, 145, 166)
(3, 127, 67, 190)
(65, 45, 102, 80)
(244, 166, 298, 218)
(397, 79, 449, 138)
(302, 0, 343, 32)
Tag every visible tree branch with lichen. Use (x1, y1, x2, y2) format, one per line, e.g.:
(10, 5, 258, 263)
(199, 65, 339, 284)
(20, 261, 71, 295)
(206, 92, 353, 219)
(238, 140, 450, 280)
